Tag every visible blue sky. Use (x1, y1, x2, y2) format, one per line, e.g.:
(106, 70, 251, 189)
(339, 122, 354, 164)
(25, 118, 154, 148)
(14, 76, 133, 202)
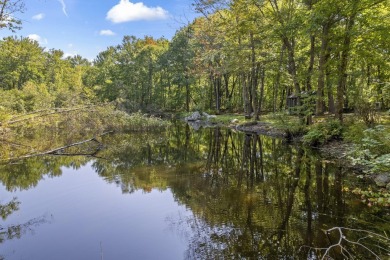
(0, 0, 198, 60)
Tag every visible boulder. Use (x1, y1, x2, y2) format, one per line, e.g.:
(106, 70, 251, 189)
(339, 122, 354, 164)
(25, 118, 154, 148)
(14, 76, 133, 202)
(374, 174, 390, 187)
(185, 111, 202, 121)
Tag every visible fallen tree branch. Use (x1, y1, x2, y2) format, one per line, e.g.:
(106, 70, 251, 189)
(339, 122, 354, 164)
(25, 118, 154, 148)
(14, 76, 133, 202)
(7, 103, 113, 125)
(0, 139, 34, 149)
(1, 131, 113, 162)
(9, 108, 56, 121)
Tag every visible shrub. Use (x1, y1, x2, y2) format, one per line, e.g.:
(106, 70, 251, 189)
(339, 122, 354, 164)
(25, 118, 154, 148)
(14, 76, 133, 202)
(0, 89, 25, 113)
(0, 106, 11, 124)
(302, 120, 343, 146)
(348, 125, 390, 174)
(103, 110, 171, 132)
(127, 112, 170, 131)
(22, 82, 54, 111)
(343, 121, 367, 143)
(361, 125, 390, 155)
(272, 112, 307, 140)
(355, 100, 379, 126)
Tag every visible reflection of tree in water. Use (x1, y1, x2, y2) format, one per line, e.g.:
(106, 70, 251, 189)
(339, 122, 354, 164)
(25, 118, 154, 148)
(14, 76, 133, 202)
(0, 198, 20, 222)
(0, 198, 52, 259)
(0, 157, 83, 259)
(166, 133, 303, 258)
(0, 156, 90, 191)
(87, 125, 389, 258)
(1, 124, 388, 258)
(92, 126, 205, 193)
(162, 128, 390, 259)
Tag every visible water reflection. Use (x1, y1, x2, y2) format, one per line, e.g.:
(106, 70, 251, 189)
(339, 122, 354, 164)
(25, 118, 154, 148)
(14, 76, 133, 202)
(0, 123, 389, 259)
(0, 198, 52, 260)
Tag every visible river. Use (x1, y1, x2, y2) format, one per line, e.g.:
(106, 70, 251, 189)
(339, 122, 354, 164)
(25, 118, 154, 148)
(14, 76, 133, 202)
(0, 123, 389, 259)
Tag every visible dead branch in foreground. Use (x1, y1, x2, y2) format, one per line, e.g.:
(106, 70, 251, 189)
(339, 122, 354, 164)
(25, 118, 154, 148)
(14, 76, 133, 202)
(300, 227, 390, 259)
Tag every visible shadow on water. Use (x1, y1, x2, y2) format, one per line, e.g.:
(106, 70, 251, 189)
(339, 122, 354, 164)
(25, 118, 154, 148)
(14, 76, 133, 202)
(0, 122, 389, 259)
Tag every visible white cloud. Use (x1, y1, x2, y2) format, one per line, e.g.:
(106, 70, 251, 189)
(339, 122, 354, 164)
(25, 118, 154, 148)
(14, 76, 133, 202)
(99, 30, 116, 36)
(106, 0, 169, 23)
(0, 14, 13, 24)
(32, 13, 45, 20)
(58, 0, 68, 17)
(64, 52, 78, 58)
(27, 34, 48, 45)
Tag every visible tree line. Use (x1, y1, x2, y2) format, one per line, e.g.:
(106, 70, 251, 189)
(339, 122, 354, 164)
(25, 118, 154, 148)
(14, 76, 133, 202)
(0, 0, 389, 123)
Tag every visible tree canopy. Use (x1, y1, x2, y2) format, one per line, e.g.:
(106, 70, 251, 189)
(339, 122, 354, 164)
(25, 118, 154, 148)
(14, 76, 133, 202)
(0, 0, 389, 123)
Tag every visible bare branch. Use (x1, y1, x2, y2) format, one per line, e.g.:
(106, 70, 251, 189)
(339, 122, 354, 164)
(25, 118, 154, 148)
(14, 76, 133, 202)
(300, 227, 390, 260)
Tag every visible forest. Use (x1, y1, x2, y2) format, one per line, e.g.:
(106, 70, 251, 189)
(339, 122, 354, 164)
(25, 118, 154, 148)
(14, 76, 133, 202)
(0, 1, 389, 195)
(0, 0, 388, 116)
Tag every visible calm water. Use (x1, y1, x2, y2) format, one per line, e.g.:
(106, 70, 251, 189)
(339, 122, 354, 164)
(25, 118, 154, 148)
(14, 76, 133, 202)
(0, 124, 389, 259)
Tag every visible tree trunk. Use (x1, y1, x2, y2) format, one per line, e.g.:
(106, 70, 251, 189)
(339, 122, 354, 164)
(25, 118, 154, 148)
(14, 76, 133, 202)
(250, 32, 259, 120)
(316, 23, 330, 115)
(214, 75, 221, 114)
(268, 0, 300, 95)
(185, 76, 190, 112)
(282, 37, 300, 95)
(242, 73, 251, 116)
(274, 45, 285, 112)
(306, 34, 315, 91)
(258, 65, 265, 120)
(336, 15, 356, 123)
(305, 0, 315, 92)
(326, 61, 335, 113)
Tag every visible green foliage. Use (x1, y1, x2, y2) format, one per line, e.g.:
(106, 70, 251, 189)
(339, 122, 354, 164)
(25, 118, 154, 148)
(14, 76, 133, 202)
(272, 113, 307, 139)
(1, 0, 389, 120)
(61, 107, 171, 134)
(0, 89, 25, 113)
(348, 125, 390, 174)
(107, 111, 171, 132)
(355, 99, 379, 127)
(127, 112, 171, 131)
(361, 125, 390, 155)
(289, 92, 316, 118)
(302, 120, 343, 146)
(0, 0, 25, 32)
(0, 106, 171, 162)
(0, 36, 98, 117)
(0, 37, 45, 90)
(22, 81, 53, 111)
(0, 106, 11, 123)
(343, 121, 367, 143)
(352, 187, 390, 207)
